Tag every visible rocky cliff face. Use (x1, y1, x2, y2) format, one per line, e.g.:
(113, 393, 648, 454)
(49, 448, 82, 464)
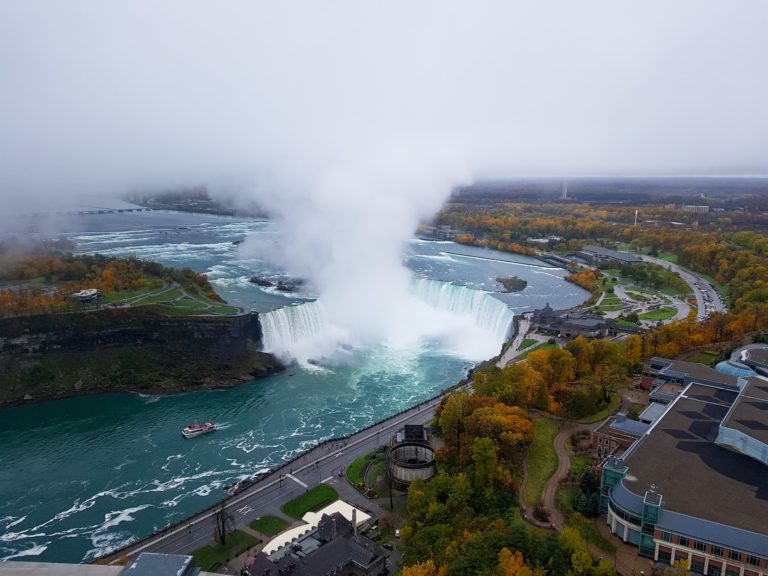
(0, 308, 282, 405)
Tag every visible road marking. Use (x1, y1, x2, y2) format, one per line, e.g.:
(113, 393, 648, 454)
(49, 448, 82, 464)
(286, 473, 308, 488)
(321, 476, 333, 484)
(236, 505, 253, 516)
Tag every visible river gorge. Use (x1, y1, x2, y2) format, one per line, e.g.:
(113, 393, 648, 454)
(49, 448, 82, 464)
(0, 210, 588, 563)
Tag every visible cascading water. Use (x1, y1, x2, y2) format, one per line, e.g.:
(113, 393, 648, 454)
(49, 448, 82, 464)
(409, 277, 514, 343)
(259, 300, 329, 353)
(258, 278, 514, 358)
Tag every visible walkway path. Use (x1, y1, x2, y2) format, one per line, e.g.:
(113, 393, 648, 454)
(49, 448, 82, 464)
(496, 313, 549, 368)
(541, 421, 597, 530)
(520, 390, 655, 576)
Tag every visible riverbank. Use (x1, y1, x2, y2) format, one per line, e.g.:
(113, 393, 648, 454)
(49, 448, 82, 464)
(0, 308, 284, 406)
(0, 352, 284, 408)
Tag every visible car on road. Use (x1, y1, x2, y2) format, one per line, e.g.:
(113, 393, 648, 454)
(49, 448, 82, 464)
(395, 529, 400, 538)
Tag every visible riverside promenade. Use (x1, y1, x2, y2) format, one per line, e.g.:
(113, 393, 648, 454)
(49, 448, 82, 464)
(97, 388, 454, 564)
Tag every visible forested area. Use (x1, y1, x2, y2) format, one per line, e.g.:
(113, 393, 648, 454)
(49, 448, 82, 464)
(438, 202, 768, 320)
(0, 249, 221, 316)
(398, 202, 768, 575)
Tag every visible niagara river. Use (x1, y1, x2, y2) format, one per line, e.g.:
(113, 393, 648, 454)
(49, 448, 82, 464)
(0, 210, 588, 563)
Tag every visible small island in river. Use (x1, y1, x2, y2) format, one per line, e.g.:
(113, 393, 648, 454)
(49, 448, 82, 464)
(496, 275, 528, 293)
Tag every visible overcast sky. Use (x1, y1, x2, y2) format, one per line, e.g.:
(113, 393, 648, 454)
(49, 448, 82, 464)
(1, 0, 767, 211)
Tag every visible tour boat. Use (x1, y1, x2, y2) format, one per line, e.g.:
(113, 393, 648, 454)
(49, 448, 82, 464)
(181, 421, 216, 439)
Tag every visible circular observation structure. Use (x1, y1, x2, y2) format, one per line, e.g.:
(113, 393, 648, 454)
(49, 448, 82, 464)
(389, 442, 436, 489)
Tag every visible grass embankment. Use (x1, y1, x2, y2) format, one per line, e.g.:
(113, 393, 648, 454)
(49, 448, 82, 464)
(684, 350, 719, 366)
(191, 530, 259, 571)
(104, 282, 238, 316)
(282, 484, 339, 519)
(347, 452, 377, 486)
(595, 295, 624, 313)
(520, 338, 538, 349)
(517, 342, 559, 360)
(523, 418, 559, 507)
(638, 307, 677, 321)
(249, 515, 290, 536)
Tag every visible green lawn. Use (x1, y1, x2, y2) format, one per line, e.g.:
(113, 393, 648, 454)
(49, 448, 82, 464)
(282, 484, 339, 519)
(638, 306, 677, 321)
(101, 285, 161, 303)
(625, 291, 649, 302)
(134, 288, 182, 305)
(520, 338, 538, 349)
(614, 318, 639, 329)
(347, 452, 377, 486)
(523, 418, 559, 507)
(656, 251, 678, 264)
(249, 515, 290, 536)
(369, 461, 386, 486)
(191, 529, 259, 571)
(518, 342, 559, 360)
(684, 351, 719, 366)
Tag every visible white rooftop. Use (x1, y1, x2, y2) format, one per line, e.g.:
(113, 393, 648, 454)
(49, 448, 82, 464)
(262, 500, 371, 555)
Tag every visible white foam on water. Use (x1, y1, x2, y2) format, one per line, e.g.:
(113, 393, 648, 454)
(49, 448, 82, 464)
(84, 505, 152, 560)
(0, 542, 50, 561)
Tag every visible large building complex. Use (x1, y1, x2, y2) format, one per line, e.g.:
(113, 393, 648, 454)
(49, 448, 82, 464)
(599, 357, 768, 575)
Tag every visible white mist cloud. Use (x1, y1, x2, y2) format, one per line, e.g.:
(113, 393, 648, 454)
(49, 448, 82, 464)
(1, 1, 767, 356)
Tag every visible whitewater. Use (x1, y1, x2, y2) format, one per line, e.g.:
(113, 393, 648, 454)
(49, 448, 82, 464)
(0, 211, 588, 563)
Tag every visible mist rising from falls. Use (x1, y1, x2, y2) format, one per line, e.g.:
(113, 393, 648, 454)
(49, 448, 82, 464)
(258, 278, 513, 364)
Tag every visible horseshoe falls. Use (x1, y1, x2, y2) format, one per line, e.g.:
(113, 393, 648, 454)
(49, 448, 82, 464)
(259, 278, 514, 362)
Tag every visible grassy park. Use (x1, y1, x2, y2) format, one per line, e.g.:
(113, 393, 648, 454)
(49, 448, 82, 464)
(638, 306, 677, 321)
(191, 530, 259, 571)
(523, 418, 559, 507)
(249, 515, 290, 536)
(282, 484, 339, 519)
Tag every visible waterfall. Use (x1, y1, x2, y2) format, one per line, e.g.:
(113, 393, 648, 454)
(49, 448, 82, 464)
(409, 278, 514, 344)
(259, 300, 329, 353)
(258, 278, 514, 356)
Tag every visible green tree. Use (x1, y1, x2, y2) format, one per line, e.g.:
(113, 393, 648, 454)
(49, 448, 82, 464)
(472, 437, 498, 493)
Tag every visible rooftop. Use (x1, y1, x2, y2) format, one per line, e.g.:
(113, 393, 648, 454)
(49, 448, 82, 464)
(664, 359, 739, 388)
(722, 377, 768, 447)
(623, 384, 768, 537)
(581, 245, 643, 263)
(743, 346, 768, 369)
(638, 402, 669, 423)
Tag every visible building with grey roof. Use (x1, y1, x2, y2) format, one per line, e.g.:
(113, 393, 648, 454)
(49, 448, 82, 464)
(641, 357, 739, 393)
(531, 304, 616, 339)
(262, 512, 388, 576)
(599, 376, 768, 576)
(578, 246, 643, 266)
(592, 413, 650, 459)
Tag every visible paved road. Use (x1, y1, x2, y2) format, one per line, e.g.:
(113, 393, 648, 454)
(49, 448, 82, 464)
(640, 255, 726, 320)
(99, 393, 448, 564)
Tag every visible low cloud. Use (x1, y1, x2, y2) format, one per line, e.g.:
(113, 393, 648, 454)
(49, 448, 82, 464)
(1, 1, 766, 352)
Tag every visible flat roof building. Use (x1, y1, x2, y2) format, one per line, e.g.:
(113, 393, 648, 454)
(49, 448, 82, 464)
(600, 376, 768, 575)
(579, 246, 643, 266)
